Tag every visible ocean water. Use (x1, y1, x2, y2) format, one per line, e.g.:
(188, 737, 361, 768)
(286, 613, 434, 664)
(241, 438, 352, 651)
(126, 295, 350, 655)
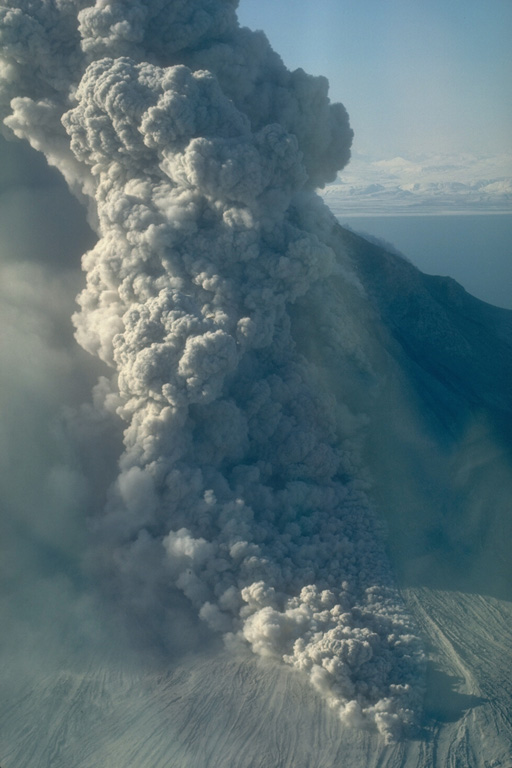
(340, 214, 512, 310)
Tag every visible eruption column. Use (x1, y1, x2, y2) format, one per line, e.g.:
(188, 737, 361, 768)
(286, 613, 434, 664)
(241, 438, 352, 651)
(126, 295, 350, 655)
(0, 0, 424, 741)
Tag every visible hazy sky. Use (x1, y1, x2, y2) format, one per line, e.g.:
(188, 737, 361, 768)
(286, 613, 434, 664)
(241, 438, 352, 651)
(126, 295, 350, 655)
(238, 0, 512, 158)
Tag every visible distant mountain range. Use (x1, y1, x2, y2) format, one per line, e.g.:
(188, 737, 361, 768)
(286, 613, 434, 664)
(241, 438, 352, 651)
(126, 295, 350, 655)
(321, 153, 512, 215)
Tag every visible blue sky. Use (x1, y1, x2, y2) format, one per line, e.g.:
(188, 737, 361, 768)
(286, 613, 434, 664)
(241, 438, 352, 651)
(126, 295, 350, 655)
(238, 0, 512, 158)
(239, 1, 512, 308)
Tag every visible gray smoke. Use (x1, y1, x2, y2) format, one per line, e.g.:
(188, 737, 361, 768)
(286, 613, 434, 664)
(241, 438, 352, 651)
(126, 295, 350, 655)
(0, 0, 424, 741)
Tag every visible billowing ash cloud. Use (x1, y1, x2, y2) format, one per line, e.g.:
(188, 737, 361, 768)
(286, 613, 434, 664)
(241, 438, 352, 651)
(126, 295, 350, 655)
(0, 0, 423, 741)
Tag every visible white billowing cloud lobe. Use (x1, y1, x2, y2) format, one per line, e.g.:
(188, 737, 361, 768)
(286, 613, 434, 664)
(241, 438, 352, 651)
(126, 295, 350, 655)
(0, 0, 424, 741)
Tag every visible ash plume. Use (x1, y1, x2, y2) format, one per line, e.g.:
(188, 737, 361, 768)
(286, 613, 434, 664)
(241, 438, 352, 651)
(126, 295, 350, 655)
(0, 0, 424, 741)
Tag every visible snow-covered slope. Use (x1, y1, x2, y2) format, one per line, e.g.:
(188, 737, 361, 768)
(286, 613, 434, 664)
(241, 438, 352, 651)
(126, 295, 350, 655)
(1, 600, 511, 768)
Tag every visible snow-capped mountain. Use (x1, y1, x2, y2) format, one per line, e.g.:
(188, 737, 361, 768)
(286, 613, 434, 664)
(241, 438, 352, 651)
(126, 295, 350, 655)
(321, 154, 512, 215)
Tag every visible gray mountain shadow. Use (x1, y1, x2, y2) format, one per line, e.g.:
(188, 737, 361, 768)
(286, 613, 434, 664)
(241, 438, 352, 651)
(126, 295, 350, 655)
(330, 225, 512, 602)
(423, 662, 486, 724)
